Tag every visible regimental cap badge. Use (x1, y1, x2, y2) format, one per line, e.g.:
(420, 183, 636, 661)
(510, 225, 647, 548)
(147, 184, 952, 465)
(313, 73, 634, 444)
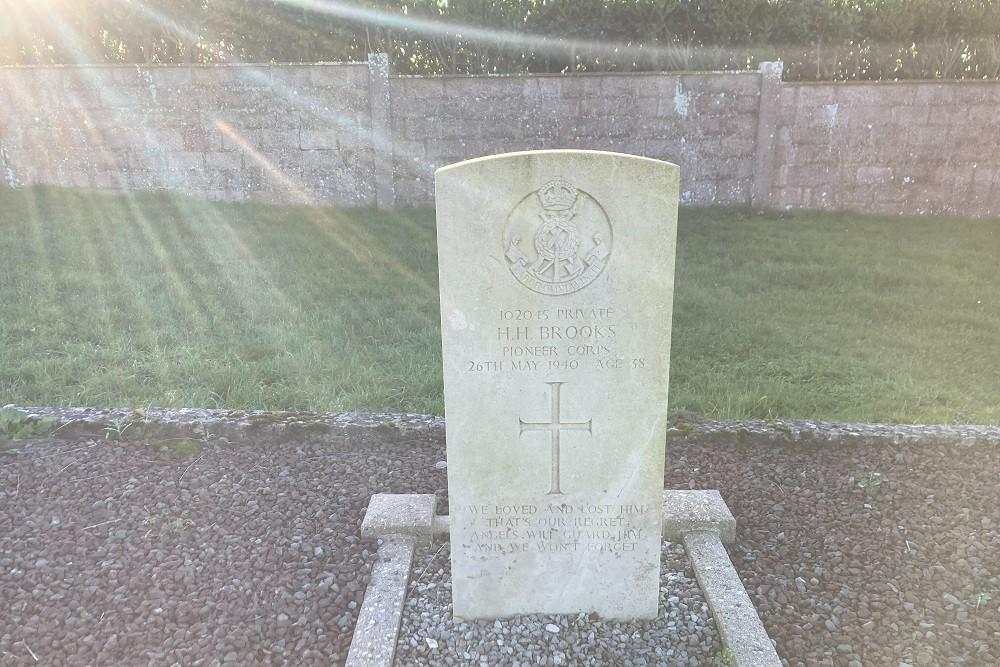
(504, 177, 613, 296)
(537, 178, 578, 211)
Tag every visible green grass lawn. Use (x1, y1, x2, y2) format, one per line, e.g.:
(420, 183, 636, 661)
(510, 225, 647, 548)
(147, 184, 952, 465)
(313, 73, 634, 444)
(1, 186, 998, 423)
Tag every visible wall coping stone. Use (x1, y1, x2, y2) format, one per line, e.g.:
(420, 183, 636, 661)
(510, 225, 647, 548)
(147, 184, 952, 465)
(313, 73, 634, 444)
(390, 69, 761, 80)
(0, 61, 366, 70)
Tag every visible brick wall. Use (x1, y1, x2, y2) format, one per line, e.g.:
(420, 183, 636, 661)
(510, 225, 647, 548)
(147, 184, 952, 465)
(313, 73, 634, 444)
(771, 82, 1000, 216)
(1, 57, 999, 218)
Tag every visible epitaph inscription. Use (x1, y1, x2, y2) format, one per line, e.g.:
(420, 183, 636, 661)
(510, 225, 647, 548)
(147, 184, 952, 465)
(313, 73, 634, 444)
(436, 150, 679, 620)
(461, 501, 651, 556)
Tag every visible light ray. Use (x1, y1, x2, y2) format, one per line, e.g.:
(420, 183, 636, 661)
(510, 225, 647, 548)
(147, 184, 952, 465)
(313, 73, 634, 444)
(213, 120, 314, 205)
(281, 0, 707, 66)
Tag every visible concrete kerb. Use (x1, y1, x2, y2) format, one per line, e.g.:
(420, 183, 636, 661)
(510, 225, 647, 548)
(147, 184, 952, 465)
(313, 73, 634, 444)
(663, 490, 781, 667)
(344, 536, 417, 667)
(348, 489, 781, 666)
(666, 491, 782, 667)
(346, 494, 438, 667)
(684, 531, 782, 667)
(663, 489, 736, 546)
(360, 494, 438, 548)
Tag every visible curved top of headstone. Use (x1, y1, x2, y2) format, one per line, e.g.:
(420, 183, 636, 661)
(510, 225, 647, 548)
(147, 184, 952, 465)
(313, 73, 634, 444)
(435, 149, 678, 176)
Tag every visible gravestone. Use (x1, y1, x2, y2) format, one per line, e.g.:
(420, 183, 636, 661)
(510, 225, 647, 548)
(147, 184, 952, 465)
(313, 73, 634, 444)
(436, 150, 679, 619)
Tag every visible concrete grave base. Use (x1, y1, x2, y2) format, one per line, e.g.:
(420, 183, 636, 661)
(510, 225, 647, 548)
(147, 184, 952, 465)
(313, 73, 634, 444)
(347, 490, 781, 667)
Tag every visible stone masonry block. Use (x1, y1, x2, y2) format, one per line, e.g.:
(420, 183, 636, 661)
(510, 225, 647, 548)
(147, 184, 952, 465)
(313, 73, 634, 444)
(559, 76, 605, 99)
(891, 105, 929, 125)
(600, 75, 641, 96)
(795, 85, 838, 109)
(663, 490, 736, 545)
(300, 129, 341, 150)
(721, 136, 755, 158)
(220, 128, 300, 151)
(837, 85, 901, 106)
(204, 151, 243, 171)
(906, 125, 951, 149)
(391, 77, 445, 101)
(308, 64, 367, 88)
(179, 128, 215, 152)
(192, 65, 271, 88)
(776, 93, 798, 126)
(927, 105, 970, 126)
(695, 73, 760, 94)
(269, 66, 316, 87)
(444, 77, 520, 100)
(856, 166, 894, 184)
(148, 67, 193, 88)
(523, 76, 562, 98)
(733, 91, 763, 114)
(98, 84, 164, 110)
(212, 87, 285, 113)
(727, 112, 760, 138)
(914, 84, 955, 105)
(55, 85, 102, 110)
(967, 104, 1000, 125)
(296, 87, 370, 114)
(536, 97, 579, 118)
(973, 167, 997, 186)
(61, 68, 118, 91)
(361, 494, 437, 546)
(109, 67, 158, 87)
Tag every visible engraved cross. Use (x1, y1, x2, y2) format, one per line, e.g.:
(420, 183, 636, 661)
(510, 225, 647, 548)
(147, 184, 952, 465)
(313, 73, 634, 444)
(519, 381, 592, 495)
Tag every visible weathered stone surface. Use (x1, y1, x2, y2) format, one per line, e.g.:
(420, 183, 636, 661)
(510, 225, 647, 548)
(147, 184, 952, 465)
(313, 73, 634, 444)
(392, 72, 758, 207)
(683, 531, 782, 667)
(361, 493, 437, 546)
(344, 536, 416, 667)
(435, 150, 679, 619)
(3, 60, 1000, 215)
(0, 62, 377, 206)
(663, 489, 736, 546)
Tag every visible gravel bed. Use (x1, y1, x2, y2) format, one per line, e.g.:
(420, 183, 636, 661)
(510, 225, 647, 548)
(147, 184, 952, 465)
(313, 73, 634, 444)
(1, 411, 998, 666)
(0, 428, 444, 666)
(395, 542, 719, 666)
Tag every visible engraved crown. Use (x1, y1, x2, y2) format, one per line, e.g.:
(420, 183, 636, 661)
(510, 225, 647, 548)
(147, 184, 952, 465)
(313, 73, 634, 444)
(538, 178, 578, 211)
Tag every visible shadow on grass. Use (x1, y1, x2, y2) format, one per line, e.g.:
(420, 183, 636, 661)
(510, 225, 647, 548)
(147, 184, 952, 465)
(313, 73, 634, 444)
(1, 186, 998, 423)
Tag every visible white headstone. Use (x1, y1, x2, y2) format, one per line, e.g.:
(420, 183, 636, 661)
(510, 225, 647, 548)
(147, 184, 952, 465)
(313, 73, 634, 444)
(435, 150, 679, 619)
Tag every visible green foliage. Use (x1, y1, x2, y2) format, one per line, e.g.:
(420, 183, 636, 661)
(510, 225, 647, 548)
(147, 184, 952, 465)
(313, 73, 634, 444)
(148, 438, 201, 457)
(712, 647, 736, 667)
(970, 591, 994, 610)
(0, 405, 54, 441)
(1, 1, 999, 79)
(159, 516, 193, 539)
(855, 471, 884, 494)
(103, 417, 135, 442)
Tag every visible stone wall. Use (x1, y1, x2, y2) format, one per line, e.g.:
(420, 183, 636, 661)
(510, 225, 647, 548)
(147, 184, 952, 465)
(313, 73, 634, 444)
(1, 57, 999, 217)
(389, 72, 760, 207)
(0, 63, 375, 206)
(771, 81, 1000, 216)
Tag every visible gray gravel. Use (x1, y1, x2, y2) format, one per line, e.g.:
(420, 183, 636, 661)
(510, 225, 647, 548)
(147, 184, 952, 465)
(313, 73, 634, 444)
(395, 541, 721, 666)
(0, 428, 444, 666)
(3, 408, 998, 665)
